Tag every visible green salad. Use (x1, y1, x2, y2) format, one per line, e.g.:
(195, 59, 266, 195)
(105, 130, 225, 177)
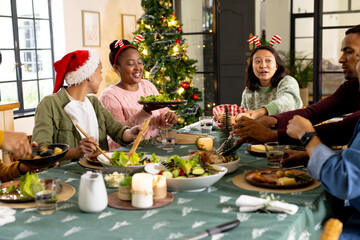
(140, 93, 172, 102)
(0, 172, 40, 198)
(159, 155, 218, 178)
(111, 151, 160, 167)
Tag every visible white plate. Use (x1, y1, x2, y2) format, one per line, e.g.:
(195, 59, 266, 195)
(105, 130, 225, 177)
(144, 163, 227, 192)
(97, 152, 164, 175)
(214, 158, 240, 175)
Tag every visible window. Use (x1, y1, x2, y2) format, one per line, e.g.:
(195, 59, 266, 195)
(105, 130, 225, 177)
(177, 0, 216, 115)
(0, 0, 54, 116)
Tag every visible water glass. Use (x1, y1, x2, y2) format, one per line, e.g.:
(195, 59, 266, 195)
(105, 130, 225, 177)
(264, 142, 285, 168)
(32, 179, 61, 215)
(160, 128, 177, 151)
(199, 116, 213, 134)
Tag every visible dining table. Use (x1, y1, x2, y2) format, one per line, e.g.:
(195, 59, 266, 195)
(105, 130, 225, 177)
(1, 130, 332, 240)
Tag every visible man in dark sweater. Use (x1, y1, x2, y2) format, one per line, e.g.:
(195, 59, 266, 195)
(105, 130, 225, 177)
(233, 25, 360, 153)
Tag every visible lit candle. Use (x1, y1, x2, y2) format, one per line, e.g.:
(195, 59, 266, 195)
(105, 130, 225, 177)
(153, 175, 167, 200)
(131, 173, 153, 208)
(197, 137, 213, 151)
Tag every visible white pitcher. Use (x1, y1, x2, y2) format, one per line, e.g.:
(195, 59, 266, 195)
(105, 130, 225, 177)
(78, 171, 108, 213)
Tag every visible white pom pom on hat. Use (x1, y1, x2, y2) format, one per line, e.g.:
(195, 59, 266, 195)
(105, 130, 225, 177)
(53, 49, 100, 93)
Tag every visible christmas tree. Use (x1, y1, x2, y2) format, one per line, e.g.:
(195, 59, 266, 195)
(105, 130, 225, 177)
(133, 0, 203, 128)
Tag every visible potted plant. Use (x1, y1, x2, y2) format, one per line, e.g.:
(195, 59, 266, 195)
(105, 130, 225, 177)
(280, 51, 313, 106)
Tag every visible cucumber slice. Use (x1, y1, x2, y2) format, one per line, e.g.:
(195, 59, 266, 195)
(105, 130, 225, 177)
(175, 176, 187, 179)
(161, 170, 173, 178)
(192, 167, 205, 175)
(172, 169, 180, 178)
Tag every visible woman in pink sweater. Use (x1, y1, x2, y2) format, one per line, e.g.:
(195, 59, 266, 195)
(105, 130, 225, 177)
(100, 39, 177, 150)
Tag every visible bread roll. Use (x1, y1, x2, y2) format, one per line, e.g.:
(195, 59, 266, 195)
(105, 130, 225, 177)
(319, 218, 343, 240)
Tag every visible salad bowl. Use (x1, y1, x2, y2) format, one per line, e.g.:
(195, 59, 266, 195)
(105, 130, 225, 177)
(97, 152, 162, 175)
(144, 163, 227, 192)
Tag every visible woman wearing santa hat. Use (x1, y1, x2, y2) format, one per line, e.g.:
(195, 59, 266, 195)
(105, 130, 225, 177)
(99, 39, 177, 150)
(32, 49, 142, 160)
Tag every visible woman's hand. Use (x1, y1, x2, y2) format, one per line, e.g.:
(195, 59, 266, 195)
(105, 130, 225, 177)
(286, 115, 314, 140)
(246, 108, 268, 119)
(163, 111, 177, 125)
(122, 125, 144, 143)
(76, 137, 99, 156)
(1, 131, 31, 159)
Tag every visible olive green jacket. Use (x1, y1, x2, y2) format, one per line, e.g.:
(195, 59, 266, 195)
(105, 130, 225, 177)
(32, 88, 129, 151)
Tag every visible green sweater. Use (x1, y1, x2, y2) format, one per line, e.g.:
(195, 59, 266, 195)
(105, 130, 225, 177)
(240, 75, 303, 115)
(32, 88, 129, 151)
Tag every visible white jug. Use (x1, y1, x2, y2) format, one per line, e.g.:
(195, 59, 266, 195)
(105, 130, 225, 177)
(78, 171, 108, 212)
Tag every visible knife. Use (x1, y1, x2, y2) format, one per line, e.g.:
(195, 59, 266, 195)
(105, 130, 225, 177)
(184, 219, 240, 240)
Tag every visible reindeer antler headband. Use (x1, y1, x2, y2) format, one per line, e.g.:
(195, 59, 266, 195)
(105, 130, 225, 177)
(248, 35, 282, 48)
(113, 34, 143, 65)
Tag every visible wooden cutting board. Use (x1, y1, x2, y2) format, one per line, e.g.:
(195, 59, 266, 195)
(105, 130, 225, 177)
(157, 133, 207, 145)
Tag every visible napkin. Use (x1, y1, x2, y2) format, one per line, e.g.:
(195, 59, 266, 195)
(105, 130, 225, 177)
(180, 121, 201, 132)
(0, 206, 16, 226)
(235, 195, 298, 215)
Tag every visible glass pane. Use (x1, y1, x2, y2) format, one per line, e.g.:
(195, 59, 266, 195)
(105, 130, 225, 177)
(322, 28, 346, 70)
(18, 19, 35, 49)
(0, 50, 17, 82)
(39, 79, 52, 100)
(181, 0, 213, 33)
(185, 34, 214, 72)
(0, 0, 12, 16)
(323, 13, 360, 27)
(34, 0, 49, 18)
(37, 50, 52, 79)
(295, 38, 313, 58)
(192, 73, 215, 115)
(321, 73, 345, 96)
(0, 17, 14, 48)
(23, 80, 38, 109)
(20, 50, 37, 80)
(292, 0, 314, 13)
(35, 20, 50, 48)
(352, 0, 360, 10)
(323, 0, 347, 12)
(0, 82, 18, 103)
(295, 18, 313, 37)
(16, 0, 33, 18)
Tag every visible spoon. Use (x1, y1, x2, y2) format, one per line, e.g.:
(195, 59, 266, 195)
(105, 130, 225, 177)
(127, 118, 151, 158)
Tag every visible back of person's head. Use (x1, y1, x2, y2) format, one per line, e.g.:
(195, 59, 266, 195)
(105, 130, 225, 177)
(109, 39, 136, 66)
(246, 45, 288, 91)
(345, 24, 360, 36)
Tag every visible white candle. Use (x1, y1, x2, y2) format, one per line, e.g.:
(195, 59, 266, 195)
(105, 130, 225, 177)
(153, 175, 167, 200)
(131, 173, 153, 208)
(197, 137, 213, 151)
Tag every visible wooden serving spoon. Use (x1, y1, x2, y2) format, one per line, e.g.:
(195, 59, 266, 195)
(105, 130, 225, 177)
(75, 124, 113, 163)
(127, 118, 151, 158)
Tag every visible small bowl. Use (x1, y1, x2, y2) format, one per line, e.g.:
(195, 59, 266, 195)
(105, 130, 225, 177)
(144, 163, 227, 192)
(17, 144, 69, 169)
(214, 158, 240, 174)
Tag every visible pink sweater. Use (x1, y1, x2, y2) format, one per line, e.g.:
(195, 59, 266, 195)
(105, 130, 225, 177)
(99, 80, 171, 150)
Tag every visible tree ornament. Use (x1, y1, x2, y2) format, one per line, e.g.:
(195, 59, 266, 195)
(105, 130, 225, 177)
(181, 82, 189, 89)
(161, 17, 165, 22)
(177, 27, 182, 31)
(191, 93, 199, 100)
(171, 13, 175, 17)
(176, 39, 180, 44)
(159, 0, 163, 5)
(182, 55, 188, 62)
(164, 46, 168, 50)
(178, 117, 185, 125)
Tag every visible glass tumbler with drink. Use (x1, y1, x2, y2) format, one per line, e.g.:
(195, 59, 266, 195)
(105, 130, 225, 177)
(199, 116, 213, 134)
(160, 127, 177, 151)
(32, 178, 61, 215)
(264, 142, 285, 168)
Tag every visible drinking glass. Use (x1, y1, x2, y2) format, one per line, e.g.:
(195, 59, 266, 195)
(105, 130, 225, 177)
(199, 116, 213, 134)
(159, 128, 177, 151)
(32, 178, 61, 215)
(264, 142, 285, 168)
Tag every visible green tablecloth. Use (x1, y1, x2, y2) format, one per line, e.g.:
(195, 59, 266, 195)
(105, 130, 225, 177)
(1, 132, 331, 240)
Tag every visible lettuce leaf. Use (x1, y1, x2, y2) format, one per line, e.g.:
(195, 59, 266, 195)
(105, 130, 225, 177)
(18, 172, 40, 197)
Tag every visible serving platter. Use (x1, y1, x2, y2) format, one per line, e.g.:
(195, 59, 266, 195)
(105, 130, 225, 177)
(244, 168, 313, 189)
(137, 100, 187, 106)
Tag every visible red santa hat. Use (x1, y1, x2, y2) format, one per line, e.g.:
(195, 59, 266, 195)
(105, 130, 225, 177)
(53, 49, 100, 93)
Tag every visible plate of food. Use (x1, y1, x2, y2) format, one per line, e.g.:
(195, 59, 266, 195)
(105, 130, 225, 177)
(97, 151, 163, 174)
(17, 144, 70, 169)
(145, 155, 227, 192)
(244, 168, 313, 189)
(246, 144, 267, 157)
(86, 152, 103, 166)
(189, 151, 240, 174)
(138, 93, 187, 106)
